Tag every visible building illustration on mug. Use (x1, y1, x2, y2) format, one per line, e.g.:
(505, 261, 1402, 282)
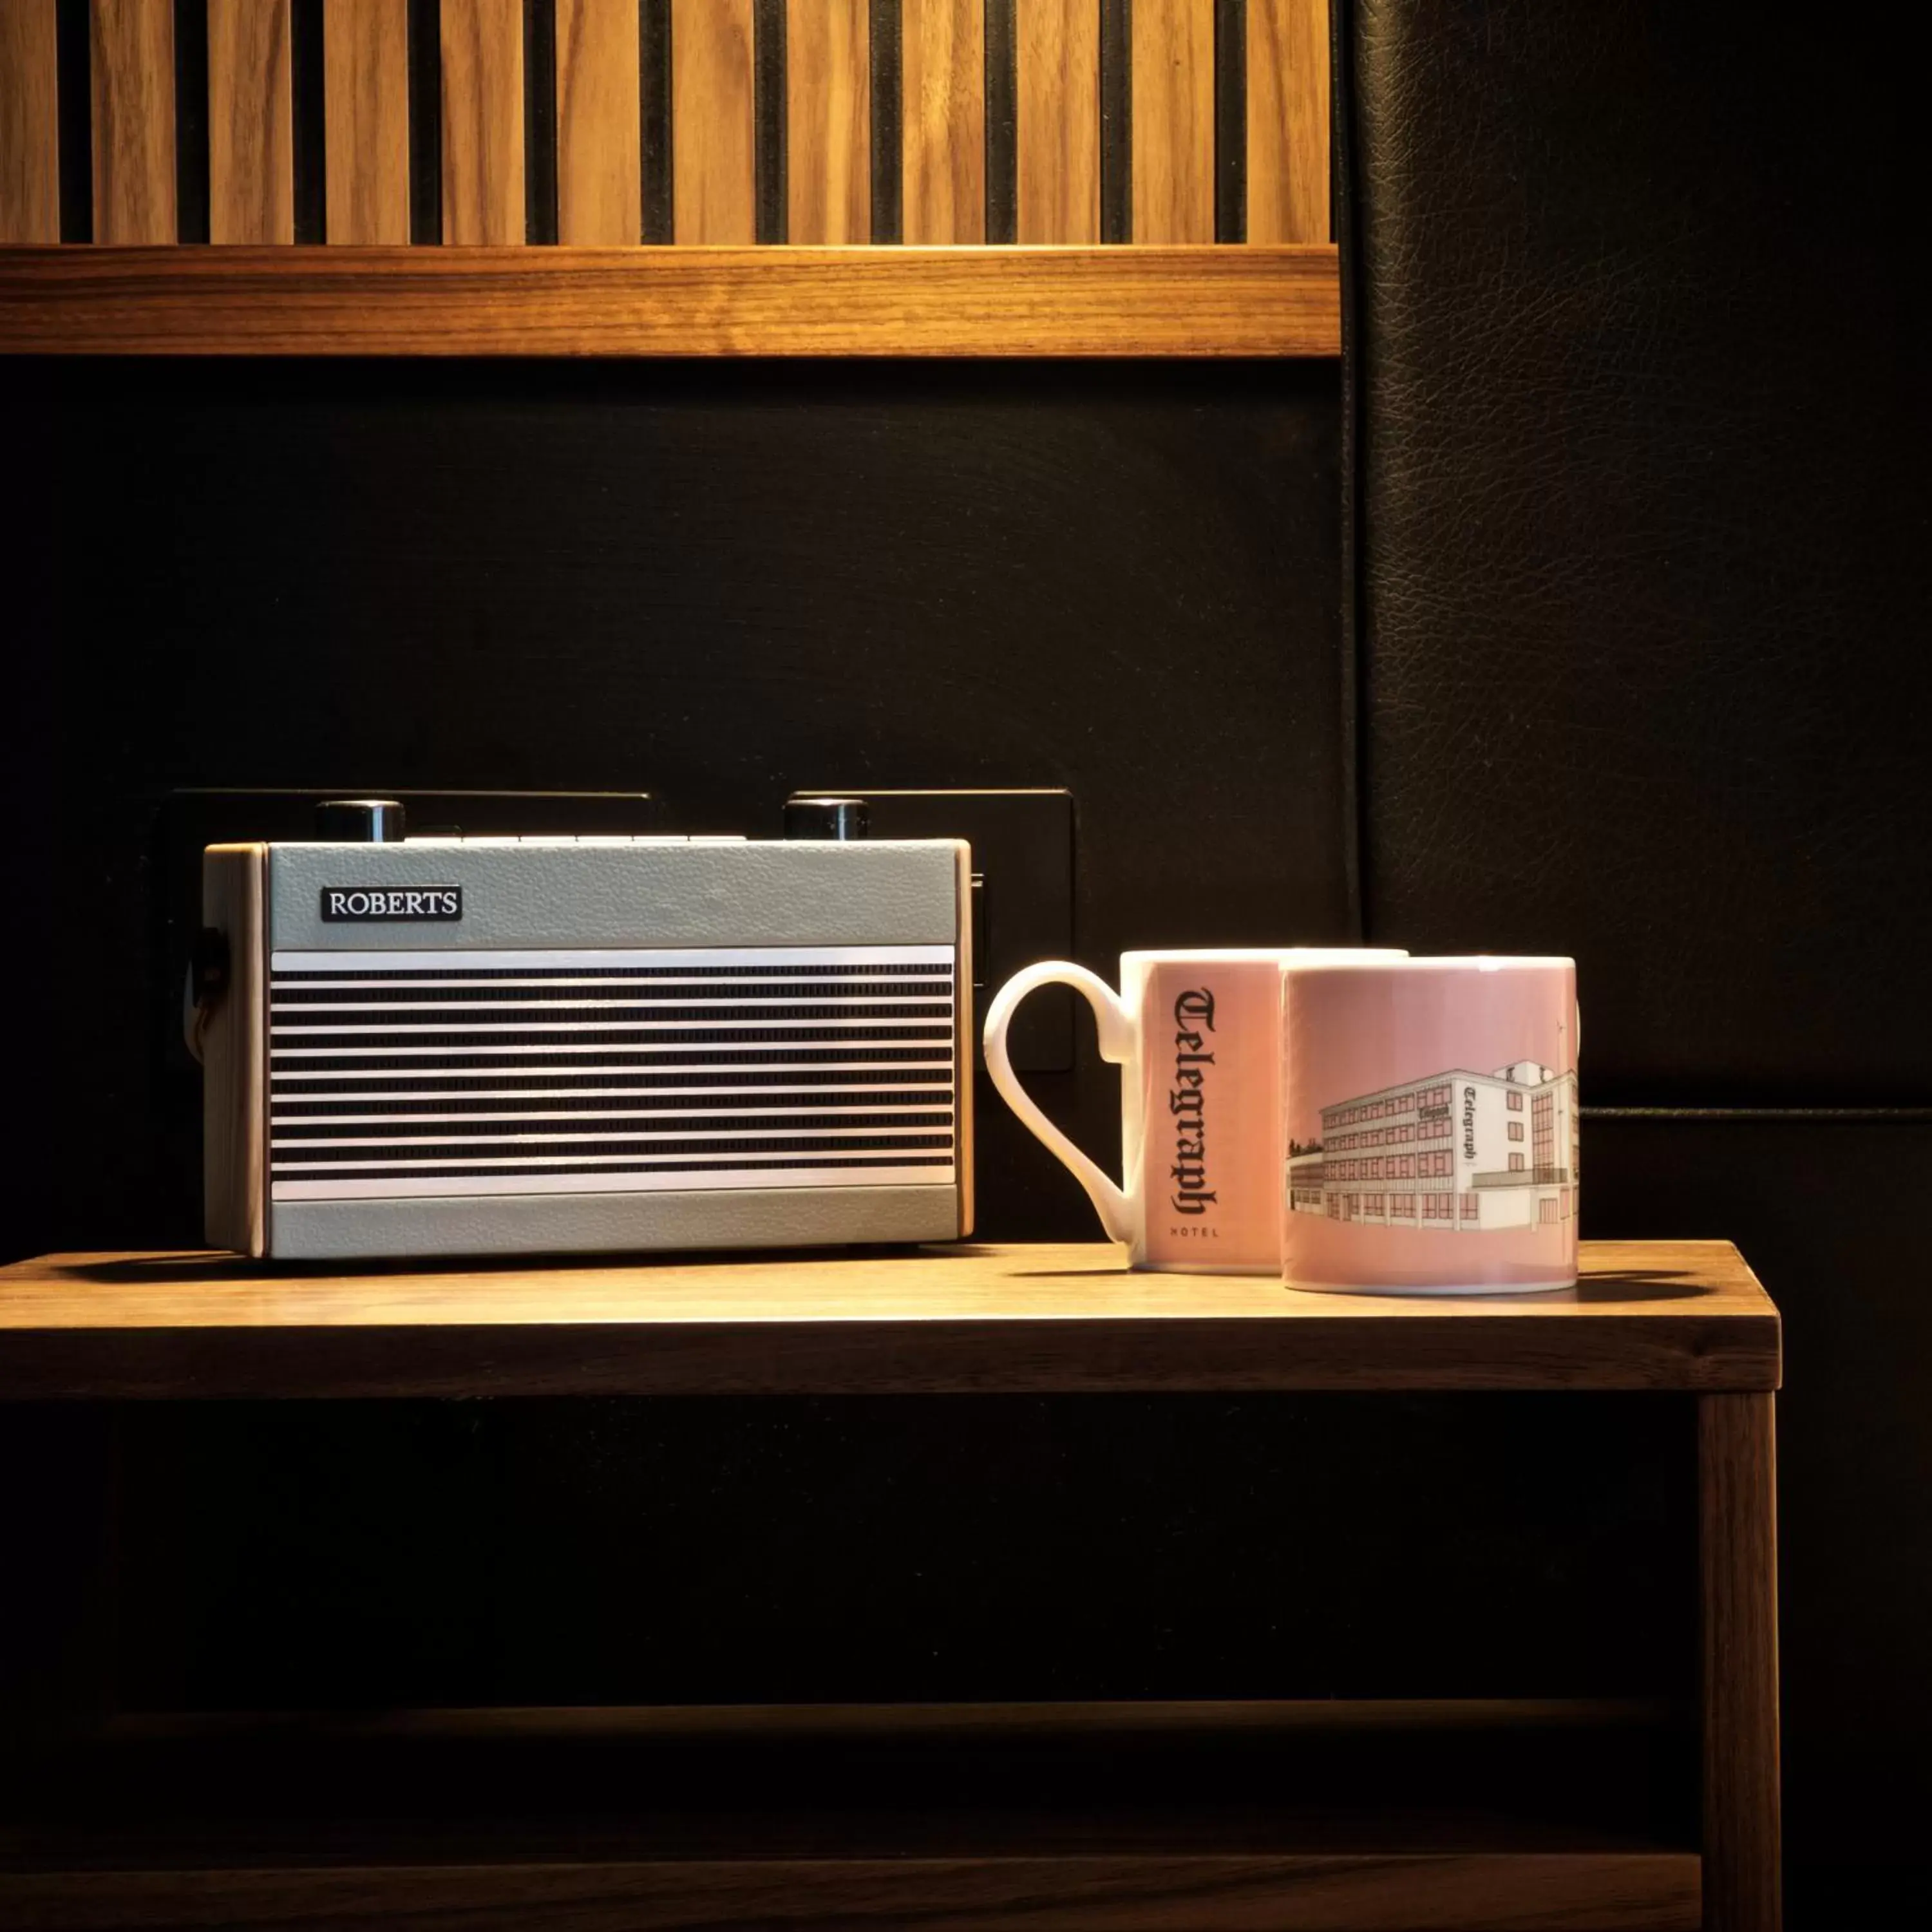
(1287, 1061, 1578, 1231)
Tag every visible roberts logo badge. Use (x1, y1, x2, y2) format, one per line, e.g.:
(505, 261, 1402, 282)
(321, 886, 462, 922)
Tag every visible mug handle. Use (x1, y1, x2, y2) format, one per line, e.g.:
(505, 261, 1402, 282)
(983, 962, 1137, 1244)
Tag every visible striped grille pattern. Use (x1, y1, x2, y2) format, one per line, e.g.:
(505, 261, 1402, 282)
(268, 944, 957, 1202)
(4, 2, 1330, 247)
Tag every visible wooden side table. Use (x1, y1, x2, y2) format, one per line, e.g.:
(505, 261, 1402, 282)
(0, 1238, 1781, 1930)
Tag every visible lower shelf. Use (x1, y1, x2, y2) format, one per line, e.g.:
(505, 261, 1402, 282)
(0, 1700, 1699, 1928)
(0, 1850, 1700, 1930)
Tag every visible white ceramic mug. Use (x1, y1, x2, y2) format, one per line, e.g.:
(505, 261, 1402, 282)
(985, 949, 1406, 1272)
(1280, 956, 1580, 1294)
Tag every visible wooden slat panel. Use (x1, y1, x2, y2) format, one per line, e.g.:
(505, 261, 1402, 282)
(0, 1236, 1776, 1398)
(207, 0, 292, 243)
(90, 0, 175, 243)
(902, 0, 983, 243)
(0, 243, 1344, 357)
(324, 0, 410, 244)
(671, 0, 755, 243)
(1130, 0, 1211, 242)
(440, 0, 524, 245)
(1016, 0, 1097, 243)
(0, 0, 60, 242)
(556, 0, 641, 244)
(1247, 0, 1329, 243)
(786, 0, 867, 244)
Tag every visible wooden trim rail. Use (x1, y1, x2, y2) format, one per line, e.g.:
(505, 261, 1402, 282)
(0, 240, 1341, 355)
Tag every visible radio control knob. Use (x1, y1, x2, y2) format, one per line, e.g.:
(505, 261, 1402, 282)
(315, 798, 407, 843)
(783, 796, 870, 841)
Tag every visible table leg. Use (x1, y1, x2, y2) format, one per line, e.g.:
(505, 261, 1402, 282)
(1700, 1390, 1781, 1931)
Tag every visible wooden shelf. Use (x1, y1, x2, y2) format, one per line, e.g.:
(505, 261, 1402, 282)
(0, 1240, 1779, 1400)
(0, 1699, 1700, 1929)
(0, 245, 1341, 359)
(0, 1852, 1701, 1931)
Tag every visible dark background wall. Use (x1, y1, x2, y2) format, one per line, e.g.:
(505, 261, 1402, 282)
(4, 1, 1929, 1912)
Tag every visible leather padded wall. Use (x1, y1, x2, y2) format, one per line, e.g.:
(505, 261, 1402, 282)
(1343, 0, 1930, 1103)
(1343, 1, 1932, 1909)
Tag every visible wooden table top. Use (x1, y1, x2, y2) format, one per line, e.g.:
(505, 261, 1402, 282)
(0, 1240, 1777, 1400)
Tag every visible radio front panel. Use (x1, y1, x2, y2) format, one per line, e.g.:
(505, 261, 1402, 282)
(203, 835, 973, 1259)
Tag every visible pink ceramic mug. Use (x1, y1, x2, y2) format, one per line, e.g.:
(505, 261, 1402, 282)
(985, 949, 1405, 1273)
(1280, 956, 1580, 1294)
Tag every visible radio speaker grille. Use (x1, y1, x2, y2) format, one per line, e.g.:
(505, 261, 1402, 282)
(267, 945, 957, 1201)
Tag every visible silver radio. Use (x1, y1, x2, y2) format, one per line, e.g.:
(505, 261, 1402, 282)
(197, 800, 972, 1260)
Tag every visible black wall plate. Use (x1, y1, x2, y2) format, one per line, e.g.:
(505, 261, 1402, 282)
(156, 786, 1068, 1238)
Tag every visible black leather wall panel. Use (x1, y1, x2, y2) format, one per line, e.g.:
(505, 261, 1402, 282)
(1344, 0, 1932, 1102)
(1586, 1117, 1932, 1909)
(0, 357, 1348, 1260)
